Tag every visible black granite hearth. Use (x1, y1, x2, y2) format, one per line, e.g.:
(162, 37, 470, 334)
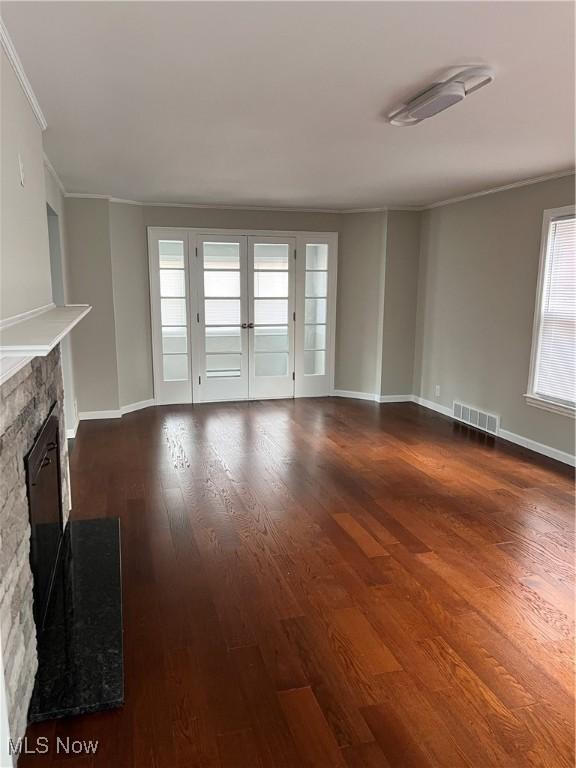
(28, 518, 124, 721)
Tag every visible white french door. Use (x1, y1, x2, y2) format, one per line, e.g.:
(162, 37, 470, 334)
(249, 236, 296, 399)
(149, 228, 337, 405)
(197, 236, 249, 402)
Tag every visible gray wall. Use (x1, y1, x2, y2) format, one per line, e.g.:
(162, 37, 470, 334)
(63, 178, 575, 461)
(109, 203, 154, 407)
(65, 198, 120, 412)
(66, 202, 385, 411)
(142, 206, 340, 234)
(335, 212, 387, 394)
(380, 211, 421, 397)
(1, 49, 52, 320)
(414, 174, 575, 455)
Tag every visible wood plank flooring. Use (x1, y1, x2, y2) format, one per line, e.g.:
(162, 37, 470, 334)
(20, 398, 574, 767)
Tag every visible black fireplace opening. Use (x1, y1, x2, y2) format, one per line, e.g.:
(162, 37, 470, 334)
(24, 404, 124, 723)
(25, 403, 64, 632)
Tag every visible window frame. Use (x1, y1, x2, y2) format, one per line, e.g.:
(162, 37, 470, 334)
(525, 204, 576, 418)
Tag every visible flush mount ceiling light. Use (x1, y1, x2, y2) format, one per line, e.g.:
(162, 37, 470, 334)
(387, 65, 495, 126)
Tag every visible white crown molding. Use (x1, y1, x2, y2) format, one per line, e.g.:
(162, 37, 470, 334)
(110, 197, 144, 206)
(425, 169, 575, 210)
(62, 167, 575, 214)
(43, 153, 66, 195)
(0, 18, 47, 131)
(64, 192, 343, 213)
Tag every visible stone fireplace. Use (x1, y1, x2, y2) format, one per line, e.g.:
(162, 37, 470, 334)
(0, 345, 69, 744)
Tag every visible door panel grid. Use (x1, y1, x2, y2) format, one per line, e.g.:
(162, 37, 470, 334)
(149, 228, 337, 404)
(249, 238, 295, 399)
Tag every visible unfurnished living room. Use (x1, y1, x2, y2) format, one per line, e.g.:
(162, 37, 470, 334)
(0, 1, 574, 766)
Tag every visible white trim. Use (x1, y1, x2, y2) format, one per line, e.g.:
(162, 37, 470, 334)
(0, 304, 92, 357)
(0, 19, 47, 130)
(66, 418, 79, 440)
(332, 389, 380, 402)
(426, 170, 574, 210)
(498, 428, 575, 468)
(78, 398, 156, 423)
(376, 394, 414, 403)
(61, 170, 574, 213)
(44, 154, 66, 195)
(110, 197, 144, 206)
(0, 355, 33, 387)
(65, 193, 112, 200)
(65, 193, 342, 213)
(78, 409, 122, 420)
(121, 398, 155, 415)
(0, 302, 55, 330)
(524, 393, 575, 418)
(332, 390, 413, 403)
(333, 390, 575, 466)
(526, 205, 576, 413)
(411, 395, 453, 417)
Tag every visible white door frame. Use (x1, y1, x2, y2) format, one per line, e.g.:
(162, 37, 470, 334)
(149, 227, 338, 404)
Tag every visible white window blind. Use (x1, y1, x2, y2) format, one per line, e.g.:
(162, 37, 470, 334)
(532, 214, 576, 408)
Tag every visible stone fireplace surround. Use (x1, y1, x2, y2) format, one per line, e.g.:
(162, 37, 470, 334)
(0, 345, 70, 744)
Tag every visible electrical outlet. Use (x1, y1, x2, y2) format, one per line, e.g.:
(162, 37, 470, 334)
(18, 153, 25, 186)
(434, 384, 441, 398)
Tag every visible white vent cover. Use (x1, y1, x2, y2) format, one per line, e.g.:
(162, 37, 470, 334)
(453, 401, 499, 436)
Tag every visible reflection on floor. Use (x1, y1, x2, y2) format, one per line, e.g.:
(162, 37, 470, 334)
(21, 398, 575, 768)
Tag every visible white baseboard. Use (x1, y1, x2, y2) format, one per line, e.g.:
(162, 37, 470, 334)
(75, 391, 575, 467)
(66, 418, 79, 440)
(411, 395, 452, 417)
(78, 397, 156, 423)
(332, 389, 412, 403)
(332, 390, 574, 467)
(121, 398, 155, 415)
(498, 428, 575, 467)
(332, 389, 380, 402)
(78, 409, 122, 421)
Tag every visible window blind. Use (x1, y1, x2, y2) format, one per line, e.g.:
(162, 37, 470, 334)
(534, 215, 576, 406)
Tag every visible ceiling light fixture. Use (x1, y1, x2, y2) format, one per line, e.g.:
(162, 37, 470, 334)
(387, 65, 495, 126)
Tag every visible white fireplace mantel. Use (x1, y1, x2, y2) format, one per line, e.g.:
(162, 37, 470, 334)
(0, 303, 91, 385)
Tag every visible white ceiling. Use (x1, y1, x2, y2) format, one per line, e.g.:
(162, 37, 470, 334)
(3, 1, 574, 209)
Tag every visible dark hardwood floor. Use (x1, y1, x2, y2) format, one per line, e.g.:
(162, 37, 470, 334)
(21, 398, 574, 767)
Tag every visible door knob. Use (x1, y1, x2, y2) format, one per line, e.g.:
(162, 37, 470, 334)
(248, 322, 254, 329)
(241, 323, 248, 328)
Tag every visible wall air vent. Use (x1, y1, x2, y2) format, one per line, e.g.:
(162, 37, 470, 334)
(453, 401, 499, 436)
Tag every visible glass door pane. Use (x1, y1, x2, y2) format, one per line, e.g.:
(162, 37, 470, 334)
(149, 230, 192, 405)
(303, 243, 328, 376)
(248, 238, 296, 399)
(197, 238, 249, 401)
(159, 239, 189, 382)
(294, 239, 335, 399)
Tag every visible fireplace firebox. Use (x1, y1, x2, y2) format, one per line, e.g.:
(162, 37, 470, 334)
(25, 404, 64, 632)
